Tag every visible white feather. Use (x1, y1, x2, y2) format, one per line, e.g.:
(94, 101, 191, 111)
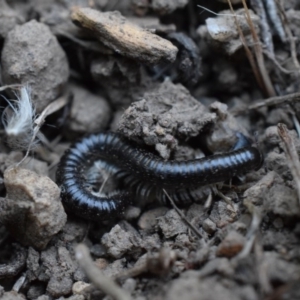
(1, 86, 37, 150)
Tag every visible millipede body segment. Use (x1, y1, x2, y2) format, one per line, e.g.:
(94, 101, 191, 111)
(56, 132, 262, 221)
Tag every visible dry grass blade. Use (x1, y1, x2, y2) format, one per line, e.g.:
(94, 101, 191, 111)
(226, 0, 264, 94)
(249, 92, 300, 110)
(277, 123, 300, 206)
(250, 0, 274, 55)
(162, 189, 204, 240)
(241, 0, 276, 97)
(75, 244, 132, 300)
(234, 206, 261, 259)
(275, 0, 300, 73)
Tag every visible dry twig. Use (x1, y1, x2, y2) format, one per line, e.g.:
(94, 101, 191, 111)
(226, 0, 264, 94)
(266, 0, 286, 42)
(241, 0, 276, 97)
(163, 189, 204, 240)
(250, 0, 274, 55)
(277, 123, 300, 205)
(276, 0, 300, 73)
(235, 207, 261, 259)
(254, 237, 273, 295)
(248, 92, 300, 110)
(114, 248, 176, 281)
(75, 244, 132, 300)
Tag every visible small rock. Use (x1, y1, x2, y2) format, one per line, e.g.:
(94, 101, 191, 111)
(264, 183, 300, 217)
(206, 101, 249, 153)
(94, 258, 109, 270)
(1, 291, 26, 300)
(66, 84, 111, 136)
(72, 281, 90, 295)
(243, 171, 279, 206)
(71, 8, 178, 65)
(265, 151, 292, 180)
(151, 0, 188, 15)
(157, 209, 188, 238)
(165, 272, 239, 300)
(141, 233, 161, 251)
(198, 258, 234, 278)
(202, 218, 217, 235)
(91, 55, 156, 108)
(0, 1, 23, 38)
(124, 206, 141, 220)
(210, 200, 239, 228)
(90, 244, 107, 258)
(36, 296, 50, 300)
(2, 167, 67, 250)
(122, 278, 137, 293)
(101, 223, 142, 259)
(265, 252, 300, 284)
(118, 80, 216, 158)
(1, 20, 69, 113)
(273, 218, 284, 229)
(26, 283, 45, 300)
(26, 247, 40, 282)
(138, 207, 169, 231)
(216, 231, 245, 258)
(101, 258, 127, 278)
(42, 246, 77, 297)
(197, 8, 260, 55)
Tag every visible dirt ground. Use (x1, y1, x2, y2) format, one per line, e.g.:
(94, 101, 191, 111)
(0, 0, 300, 299)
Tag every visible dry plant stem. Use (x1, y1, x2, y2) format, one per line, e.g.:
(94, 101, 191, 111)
(250, 0, 274, 55)
(266, 0, 286, 42)
(115, 263, 148, 281)
(12, 273, 26, 292)
(75, 244, 132, 300)
(241, 0, 276, 97)
(276, 0, 300, 73)
(249, 92, 300, 110)
(254, 238, 273, 295)
(162, 189, 203, 240)
(277, 123, 300, 206)
(235, 208, 261, 259)
(226, 0, 264, 93)
(263, 50, 296, 74)
(291, 113, 300, 138)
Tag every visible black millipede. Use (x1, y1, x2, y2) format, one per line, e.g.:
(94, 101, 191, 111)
(56, 132, 263, 221)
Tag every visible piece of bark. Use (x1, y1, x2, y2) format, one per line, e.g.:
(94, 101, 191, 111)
(71, 7, 178, 65)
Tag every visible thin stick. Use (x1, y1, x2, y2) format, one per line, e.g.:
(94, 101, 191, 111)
(250, 0, 274, 55)
(162, 189, 203, 240)
(276, 0, 300, 73)
(249, 92, 300, 110)
(226, 0, 265, 94)
(235, 208, 261, 259)
(75, 244, 132, 300)
(277, 123, 300, 205)
(291, 113, 300, 138)
(241, 0, 276, 97)
(263, 49, 297, 75)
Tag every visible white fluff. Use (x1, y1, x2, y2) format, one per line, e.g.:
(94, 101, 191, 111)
(2, 86, 36, 150)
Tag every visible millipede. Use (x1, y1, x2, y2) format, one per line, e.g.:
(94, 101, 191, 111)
(56, 132, 263, 221)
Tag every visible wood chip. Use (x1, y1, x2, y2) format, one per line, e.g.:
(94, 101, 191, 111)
(71, 7, 178, 65)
